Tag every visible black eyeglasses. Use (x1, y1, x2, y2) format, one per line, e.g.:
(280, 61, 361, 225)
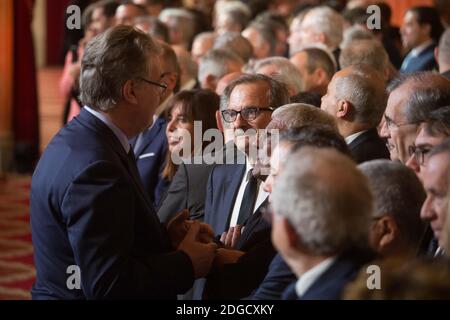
(408, 145, 432, 166)
(221, 106, 275, 123)
(138, 77, 168, 93)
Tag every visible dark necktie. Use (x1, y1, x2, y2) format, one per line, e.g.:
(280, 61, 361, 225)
(237, 169, 259, 225)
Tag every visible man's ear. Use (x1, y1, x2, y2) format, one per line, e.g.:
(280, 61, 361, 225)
(166, 72, 179, 91)
(205, 74, 217, 91)
(336, 100, 350, 118)
(283, 218, 300, 250)
(378, 215, 400, 249)
(122, 80, 139, 105)
(314, 68, 329, 87)
(216, 110, 224, 132)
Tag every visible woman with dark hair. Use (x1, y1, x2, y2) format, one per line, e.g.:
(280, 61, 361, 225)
(162, 89, 220, 182)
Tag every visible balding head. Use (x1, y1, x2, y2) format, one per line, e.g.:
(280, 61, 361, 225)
(268, 103, 336, 131)
(321, 64, 387, 132)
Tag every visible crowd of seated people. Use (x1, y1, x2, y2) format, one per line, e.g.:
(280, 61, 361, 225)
(31, 0, 450, 300)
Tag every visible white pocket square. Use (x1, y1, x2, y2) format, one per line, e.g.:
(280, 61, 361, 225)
(139, 152, 155, 159)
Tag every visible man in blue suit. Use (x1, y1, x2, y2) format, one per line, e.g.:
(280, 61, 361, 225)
(400, 6, 443, 73)
(271, 148, 374, 300)
(30, 26, 217, 300)
(203, 74, 290, 238)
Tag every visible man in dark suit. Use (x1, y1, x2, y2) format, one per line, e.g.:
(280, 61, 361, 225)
(207, 124, 353, 300)
(321, 64, 390, 164)
(132, 41, 180, 208)
(131, 116, 168, 208)
(400, 7, 443, 73)
(270, 148, 374, 300)
(190, 74, 289, 299)
(30, 26, 217, 300)
(203, 74, 290, 237)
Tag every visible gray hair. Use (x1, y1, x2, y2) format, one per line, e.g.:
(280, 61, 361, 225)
(79, 25, 160, 112)
(335, 64, 387, 127)
(158, 8, 197, 46)
(271, 103, 337, 130)
(198, 49, 243, 85)
(388, 72, 450, 124)
(292, 46, 336, 80)
(339, 39, 389, 73)
(244, 22, 278, 56)
(302, 6, 344, 49)
(359, 160, 426, 248)
(220, 73, 289, 113)
(213, 32, 254, 62)
(253, 57, 304, 95)
(216, 0, 251, 31)
(341, 26, 375, 48)
(272, 147, 372, 255)
(405, 77, 450, 125)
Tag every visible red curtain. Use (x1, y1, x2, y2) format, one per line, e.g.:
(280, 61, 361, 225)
(13, 0, 39, 172)
(46, 0, 72, 65)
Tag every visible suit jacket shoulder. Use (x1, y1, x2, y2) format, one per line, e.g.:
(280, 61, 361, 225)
(349, 128, 390, 164)
(31, 109, 194, 299)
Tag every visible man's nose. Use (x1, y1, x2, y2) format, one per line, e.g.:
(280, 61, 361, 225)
(406, 153, 420, 175)
(420, 196, 436, 222)
(233, 113, 248, 129)
(379, 119, 390, 138)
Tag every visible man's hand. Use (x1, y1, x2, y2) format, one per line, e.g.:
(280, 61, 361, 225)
(213, 248, 245, 269)
(167, 210, 190, 249)
(178, 221, 218, 278)
(167, 210, 216, 248)
(220, 225, 243, 249)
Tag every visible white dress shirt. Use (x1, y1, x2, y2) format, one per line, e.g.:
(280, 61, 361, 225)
(295, 257, 336, 298)
(229, 157, 269, 228)
(84, 106, 130, 153)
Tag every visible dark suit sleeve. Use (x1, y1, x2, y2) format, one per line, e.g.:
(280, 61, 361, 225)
(157, 162, 188, 224)
(61, 161, 194, 299)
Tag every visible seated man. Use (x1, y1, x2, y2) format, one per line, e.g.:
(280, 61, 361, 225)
(320, 64, 390, 163)
(406, 106, 450, 180)
(420, 138, 450, 257)
(271, 148, 374, 300)
(359, 160, 426, 257)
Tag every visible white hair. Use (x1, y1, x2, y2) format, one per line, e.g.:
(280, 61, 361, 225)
(253, 57, 304, 94)
(302, 6, 344, 49)
(271, 148, 372, 255)
(198, 49, 243, 84)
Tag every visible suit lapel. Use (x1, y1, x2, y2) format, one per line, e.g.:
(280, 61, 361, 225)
(216, 163, 246, 234)
(135, 117, 165, 156)
(76, 109, 156, 215)
(348, 129, 374, 151)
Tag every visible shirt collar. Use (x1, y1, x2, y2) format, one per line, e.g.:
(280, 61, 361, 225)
(345, 130, 367, 145)
(84, 106, 131, 154)
(411, 40, 434, 57)
(295, 256, 336, 298)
